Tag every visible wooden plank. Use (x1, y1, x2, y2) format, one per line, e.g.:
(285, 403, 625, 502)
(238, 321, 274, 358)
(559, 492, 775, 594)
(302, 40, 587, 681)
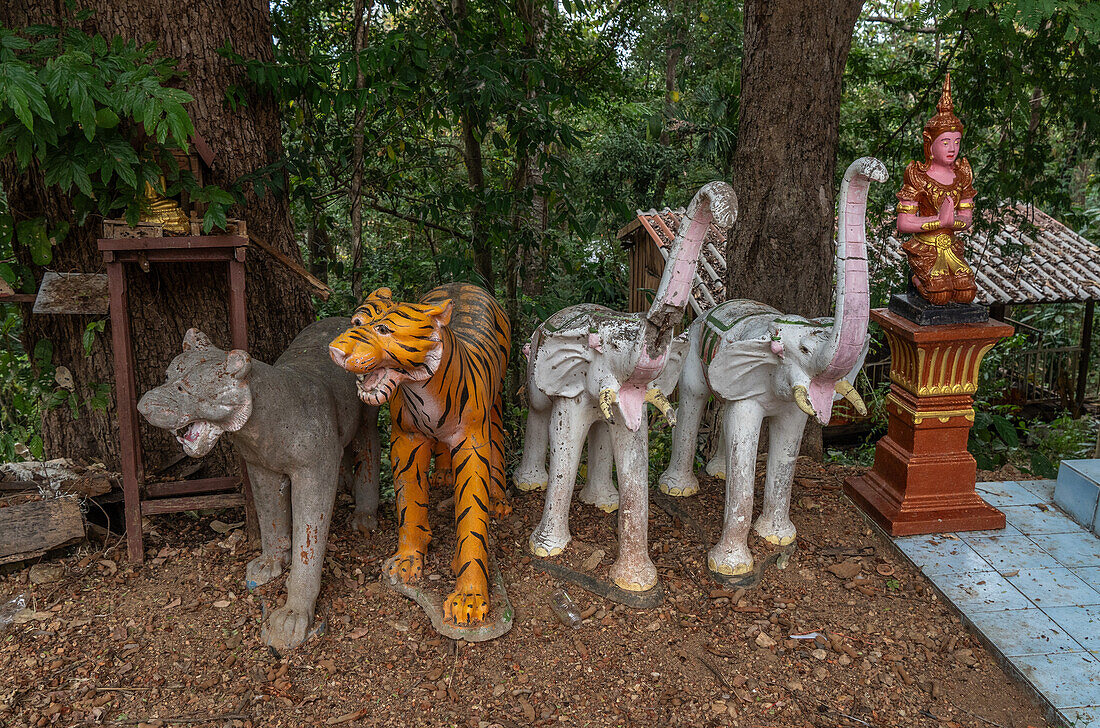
(97, 235, 247, 251)
(0, 497, 84, 565)
(247, 232, 333, 301)
(141, 492, 245, 515)
(143, 477, 239, 499)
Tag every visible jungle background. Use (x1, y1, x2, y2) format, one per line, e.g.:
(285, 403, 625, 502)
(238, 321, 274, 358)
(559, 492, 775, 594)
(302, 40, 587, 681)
(1, 0, 1099, 481)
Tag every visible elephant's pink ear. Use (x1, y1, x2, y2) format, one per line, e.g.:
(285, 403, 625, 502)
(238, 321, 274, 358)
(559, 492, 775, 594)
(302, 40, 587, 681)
(531, 332, 592, 398)
(706, 337, 776, 402)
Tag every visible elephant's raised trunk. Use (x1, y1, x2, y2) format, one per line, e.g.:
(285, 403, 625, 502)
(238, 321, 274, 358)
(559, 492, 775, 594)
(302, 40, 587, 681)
(807, 156, 887, 424)
(644, 182, 738, 356)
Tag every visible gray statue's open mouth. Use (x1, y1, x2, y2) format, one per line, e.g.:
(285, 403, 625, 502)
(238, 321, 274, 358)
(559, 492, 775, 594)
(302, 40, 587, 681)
(173, 420, 223, 457)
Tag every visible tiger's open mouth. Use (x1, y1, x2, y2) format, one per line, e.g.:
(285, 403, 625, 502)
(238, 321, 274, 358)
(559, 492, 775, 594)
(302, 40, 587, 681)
(356, 369, 398, 405)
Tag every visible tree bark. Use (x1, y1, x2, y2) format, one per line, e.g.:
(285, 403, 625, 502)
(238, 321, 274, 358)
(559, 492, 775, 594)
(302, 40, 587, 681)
(1, 0, 314, 471)
(724, 0, 864, 460)
(348, 0, 372, 300)
(724, 0, 865, 318)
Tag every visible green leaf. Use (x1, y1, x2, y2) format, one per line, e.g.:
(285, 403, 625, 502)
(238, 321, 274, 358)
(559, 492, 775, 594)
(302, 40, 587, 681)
(0, 213, 12, 245)
(16, 217, 51, 265)
(82, 319, 105, 355)
(95, 107, 119, 128)
(32, 338, 53, 369)
(991, 415, 1019, 447)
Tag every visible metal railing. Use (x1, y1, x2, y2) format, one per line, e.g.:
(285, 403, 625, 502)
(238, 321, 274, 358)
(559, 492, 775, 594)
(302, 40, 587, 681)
(1003, 345, 1085, 407)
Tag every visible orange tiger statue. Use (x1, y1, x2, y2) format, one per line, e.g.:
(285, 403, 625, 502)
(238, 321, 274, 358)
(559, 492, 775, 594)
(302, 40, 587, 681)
(329, 283, 511, 625)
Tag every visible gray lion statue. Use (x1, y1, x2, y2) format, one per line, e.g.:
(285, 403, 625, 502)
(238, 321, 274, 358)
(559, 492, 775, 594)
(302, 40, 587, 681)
(138, 318, 380, 651)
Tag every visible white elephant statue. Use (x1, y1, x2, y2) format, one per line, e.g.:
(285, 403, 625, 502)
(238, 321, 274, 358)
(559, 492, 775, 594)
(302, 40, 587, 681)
(514, 181, 738, 592)
(658, 156, 887, 579)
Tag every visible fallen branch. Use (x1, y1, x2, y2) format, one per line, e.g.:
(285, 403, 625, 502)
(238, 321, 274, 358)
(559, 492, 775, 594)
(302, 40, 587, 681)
(247, 232, 333, 301)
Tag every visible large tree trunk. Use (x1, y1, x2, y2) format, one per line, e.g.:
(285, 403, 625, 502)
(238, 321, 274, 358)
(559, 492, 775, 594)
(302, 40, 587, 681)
(1, 0, 314, 471)
(724, 0, 865, 317)
(724, 0, 864, 459)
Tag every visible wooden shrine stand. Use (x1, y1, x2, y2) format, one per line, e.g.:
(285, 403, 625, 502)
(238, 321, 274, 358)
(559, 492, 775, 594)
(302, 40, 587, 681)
(99, 229, 257, 563)
(845, 309, 1014, 536)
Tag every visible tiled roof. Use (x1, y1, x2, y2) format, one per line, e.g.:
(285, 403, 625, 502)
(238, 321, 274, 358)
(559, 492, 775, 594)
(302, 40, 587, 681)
(620, 202, 1100, 309)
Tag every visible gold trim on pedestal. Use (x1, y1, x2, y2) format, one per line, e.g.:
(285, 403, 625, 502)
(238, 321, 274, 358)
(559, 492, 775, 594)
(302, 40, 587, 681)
(886, 393, 975, 425)
(885, 336, 997, 397)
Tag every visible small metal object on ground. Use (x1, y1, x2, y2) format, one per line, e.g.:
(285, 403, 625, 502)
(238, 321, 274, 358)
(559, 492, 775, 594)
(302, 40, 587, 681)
(531, 559, 665, 609)
(382, 553, 514, 642)
(98, 227, 257, 563)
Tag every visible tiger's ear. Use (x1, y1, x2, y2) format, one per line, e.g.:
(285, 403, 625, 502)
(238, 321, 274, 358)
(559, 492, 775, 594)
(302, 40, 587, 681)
(421, 299, 453, 327)
(366, 287, 393, 305)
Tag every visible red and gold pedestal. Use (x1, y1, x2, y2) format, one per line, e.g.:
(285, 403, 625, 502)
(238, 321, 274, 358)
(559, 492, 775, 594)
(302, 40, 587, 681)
(845, 309, 1014, 536)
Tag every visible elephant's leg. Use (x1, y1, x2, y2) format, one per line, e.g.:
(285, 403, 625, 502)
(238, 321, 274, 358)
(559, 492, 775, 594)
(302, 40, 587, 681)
(261, 452, 340, 651)
(446, 426, 493, 625)
(349, 405, 381, 535)
(429, 440, 453, 491)
(487, 392, 512, 518)
(705, 424, 728, 480)
(244, 463, 291, 589)
(658, 363, 708, 497)
(529, 397, 589, 557)
(753, 409, 807, 546)
(513, 385, 550, 492)
(708, 401, 764, 577)
(384, 429, 433, 584)
(608, 425, 657, 592)
(578, 422, 618, 513)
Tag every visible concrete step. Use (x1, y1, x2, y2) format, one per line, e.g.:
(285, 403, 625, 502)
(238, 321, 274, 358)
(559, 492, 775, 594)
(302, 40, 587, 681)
(1054, 459, 1100, 534)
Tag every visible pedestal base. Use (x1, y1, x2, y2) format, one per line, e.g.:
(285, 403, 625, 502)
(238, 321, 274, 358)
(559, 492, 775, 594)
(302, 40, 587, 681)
(888, 292, 988, 325)
(846, 465, 1005, 537)
(843, 309, 1012, 536)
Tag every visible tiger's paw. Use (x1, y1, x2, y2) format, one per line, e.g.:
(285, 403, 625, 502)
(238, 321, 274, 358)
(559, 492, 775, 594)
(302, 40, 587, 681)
(429, 469, 453, 491)
(383, 550, 424, 584)
(444, 583, 490, 625)
(489, 496, 512, 519)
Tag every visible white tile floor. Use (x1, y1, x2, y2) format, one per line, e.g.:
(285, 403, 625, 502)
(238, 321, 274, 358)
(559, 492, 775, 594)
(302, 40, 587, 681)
(894, 480, 1100, 727)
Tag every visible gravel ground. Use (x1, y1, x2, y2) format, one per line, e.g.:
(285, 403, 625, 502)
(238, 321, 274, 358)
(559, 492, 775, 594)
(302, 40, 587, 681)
(0, 457, 1051, 728)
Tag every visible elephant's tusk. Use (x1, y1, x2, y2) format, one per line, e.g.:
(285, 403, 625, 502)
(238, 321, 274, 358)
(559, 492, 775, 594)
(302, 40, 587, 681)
(645, 387, 676, 427)
(793, 385, 817, 418)
(835, 379, 868, 416)
(598, 388, 617, 425)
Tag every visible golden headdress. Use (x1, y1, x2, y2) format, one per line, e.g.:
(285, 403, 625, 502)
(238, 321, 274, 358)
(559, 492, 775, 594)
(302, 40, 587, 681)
(922, 74, 964, 162)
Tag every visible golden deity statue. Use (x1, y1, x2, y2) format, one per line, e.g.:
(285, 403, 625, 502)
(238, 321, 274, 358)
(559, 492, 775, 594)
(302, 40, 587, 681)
(139, 173, 191, 235)
(896, 75, 977, 306)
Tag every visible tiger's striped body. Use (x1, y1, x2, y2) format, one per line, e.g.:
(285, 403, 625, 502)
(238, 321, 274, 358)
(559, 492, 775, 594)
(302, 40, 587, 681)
(329, 283, 511, 625)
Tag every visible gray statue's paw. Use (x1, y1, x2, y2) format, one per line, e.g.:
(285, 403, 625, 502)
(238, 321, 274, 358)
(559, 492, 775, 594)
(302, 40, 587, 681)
(245, 552, 289, 590)
(261, 605, 314, 652)
(350, 510, 378, 535)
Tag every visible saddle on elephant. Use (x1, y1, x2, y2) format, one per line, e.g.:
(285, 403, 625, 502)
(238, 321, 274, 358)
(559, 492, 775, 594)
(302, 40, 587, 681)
(896, 74, 978, 306)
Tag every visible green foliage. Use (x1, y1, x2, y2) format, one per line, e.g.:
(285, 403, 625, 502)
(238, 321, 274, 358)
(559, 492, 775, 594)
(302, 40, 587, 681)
(0, 307, 49, 461)
(0, 17, 235, 247)
(1024, 413, 1098, 478)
